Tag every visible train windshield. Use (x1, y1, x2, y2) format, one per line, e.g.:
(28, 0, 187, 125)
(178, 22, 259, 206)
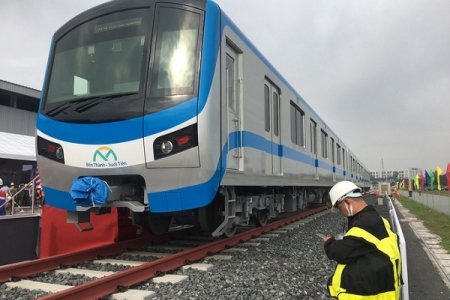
(148, 7, 202, 98)
(42, 5, 203, 121)
(45, 9, 150, 109)
(144, 6, 203, 113)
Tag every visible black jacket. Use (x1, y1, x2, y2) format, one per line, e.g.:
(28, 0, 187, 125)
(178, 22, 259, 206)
(325, 205, 389, 264)
(324, 205, 401, 297)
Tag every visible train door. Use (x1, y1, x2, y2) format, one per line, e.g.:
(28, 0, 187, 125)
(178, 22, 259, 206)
(310, 119, 318, 179)
(264, 79, 282, 175)
(225, 43, 242, 171)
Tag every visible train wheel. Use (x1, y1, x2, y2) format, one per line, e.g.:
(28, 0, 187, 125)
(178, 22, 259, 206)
(254, 209, 269, 227)
(197, 191, 238, 238)
(222, 222, 237, 238)
(199, 205, 237, 237)
(198, 205, 215, 232)
(145, 213, 172, 236)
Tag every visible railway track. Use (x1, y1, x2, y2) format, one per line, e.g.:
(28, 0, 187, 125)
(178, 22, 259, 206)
(0, 206, 327, 299)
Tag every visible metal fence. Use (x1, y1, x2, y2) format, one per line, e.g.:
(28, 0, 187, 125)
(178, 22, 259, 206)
(386, 193, 409, 300)
(399, 190, 450, 216)
(1, 175, 40, 215)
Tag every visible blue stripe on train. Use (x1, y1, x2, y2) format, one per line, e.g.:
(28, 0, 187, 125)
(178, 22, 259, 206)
(44, 130, 359, 211)
(148, 131, 359, 212)
(37, 99, 197, 144)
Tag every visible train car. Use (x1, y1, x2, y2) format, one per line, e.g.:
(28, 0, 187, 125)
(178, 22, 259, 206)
(36, 0, 370, 237)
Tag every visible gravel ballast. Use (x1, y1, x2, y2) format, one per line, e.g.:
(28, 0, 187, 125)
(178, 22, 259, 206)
(0, 209, 349, 299)
(130, 210, 345, 300)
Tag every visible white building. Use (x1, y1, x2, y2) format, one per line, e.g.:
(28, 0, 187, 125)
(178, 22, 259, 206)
(371, 168, 423, 180)
(0, 79, 40, 185)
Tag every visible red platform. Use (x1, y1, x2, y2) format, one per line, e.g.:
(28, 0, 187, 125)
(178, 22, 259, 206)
(39, 205, 150, 258)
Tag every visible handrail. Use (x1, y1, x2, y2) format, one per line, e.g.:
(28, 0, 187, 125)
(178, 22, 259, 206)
(0, 175, 39, 214)
(385, 191, 409, 300)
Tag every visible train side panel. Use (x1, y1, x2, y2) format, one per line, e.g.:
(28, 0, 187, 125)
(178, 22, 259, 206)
(217, 10, 370, 190)
(36, 0, 370, 221)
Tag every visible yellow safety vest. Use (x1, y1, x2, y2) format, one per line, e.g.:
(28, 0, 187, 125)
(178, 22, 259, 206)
(328, 217, 402, 299)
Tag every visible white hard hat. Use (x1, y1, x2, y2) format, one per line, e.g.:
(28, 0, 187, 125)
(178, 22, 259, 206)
(0, 178, 2, 185)
(329, 181, 362, 213)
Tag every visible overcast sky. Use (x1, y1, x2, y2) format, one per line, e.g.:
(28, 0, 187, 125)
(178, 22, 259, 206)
(1, 0, 449, 172)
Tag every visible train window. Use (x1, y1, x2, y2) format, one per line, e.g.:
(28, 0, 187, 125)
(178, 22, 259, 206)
(321, 130, 328, 159)
(310, 120, 317, 154)
(297, 110, 305, 146)
(337, 144, 341, 165)
(45, 9, 150, 106)
(150, 7, 202, 97)
(330, 138, 335, 164)
(226, 54, 235, 111)
(273, 92, 279, 136)
(290, 104, 296, 143)
(342, 149, 346, 169)
(264, 84, 270, 132)
(290, 102, 305, 147)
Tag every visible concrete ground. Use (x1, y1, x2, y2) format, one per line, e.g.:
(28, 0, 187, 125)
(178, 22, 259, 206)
(395, 200, 450, 299)
(367, 194, 450, 299)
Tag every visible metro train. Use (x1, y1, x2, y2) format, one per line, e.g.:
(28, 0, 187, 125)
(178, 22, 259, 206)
(36, 0, 371, 237)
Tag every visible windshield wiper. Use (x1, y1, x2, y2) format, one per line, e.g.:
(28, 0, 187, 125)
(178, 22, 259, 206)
(45, 96, 99, 117)
(74, 92, 137, 113)
(45, 92, 137, 117)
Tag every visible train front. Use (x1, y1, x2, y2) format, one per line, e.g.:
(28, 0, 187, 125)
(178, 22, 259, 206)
(36, 0, 222, 233)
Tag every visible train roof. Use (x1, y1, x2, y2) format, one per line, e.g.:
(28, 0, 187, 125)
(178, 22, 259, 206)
(54, 0, 207, 39)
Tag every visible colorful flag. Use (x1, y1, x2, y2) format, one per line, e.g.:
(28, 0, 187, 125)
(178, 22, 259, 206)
(35, 167, 41, 187)
(437, 166, 443, 190)
(447, 163, 450, 190)
(414, 174, 420, 190)
(419, 173, 425, 190)
(425, 170, 430, 186)
(430, 170, 435, 190)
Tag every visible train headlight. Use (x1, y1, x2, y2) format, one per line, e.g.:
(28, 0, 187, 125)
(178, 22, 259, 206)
(55, 147, 64, 160)
(37, 136, 65, 164)
(161, 141, 173, 154)
(153, 124, 198, 160)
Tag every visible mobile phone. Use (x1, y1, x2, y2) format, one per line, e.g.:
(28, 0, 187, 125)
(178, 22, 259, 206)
(316, 233, 326, 239)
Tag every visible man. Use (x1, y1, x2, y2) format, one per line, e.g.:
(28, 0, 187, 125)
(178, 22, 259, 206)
(0, 179, 10, 216)
(0, 180, 10, 194)
(322, 181, 402, 299)
(35, 185, 44, 207)
(9, 183, 15, 196)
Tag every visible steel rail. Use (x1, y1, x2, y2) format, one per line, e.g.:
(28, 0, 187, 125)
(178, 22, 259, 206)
(0, 226, 198, 283)
(38, 206, 326, 300)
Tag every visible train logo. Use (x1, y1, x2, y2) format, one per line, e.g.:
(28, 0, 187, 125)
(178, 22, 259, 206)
(84, 147, 127, 168)
(93, 146, 117, 162)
